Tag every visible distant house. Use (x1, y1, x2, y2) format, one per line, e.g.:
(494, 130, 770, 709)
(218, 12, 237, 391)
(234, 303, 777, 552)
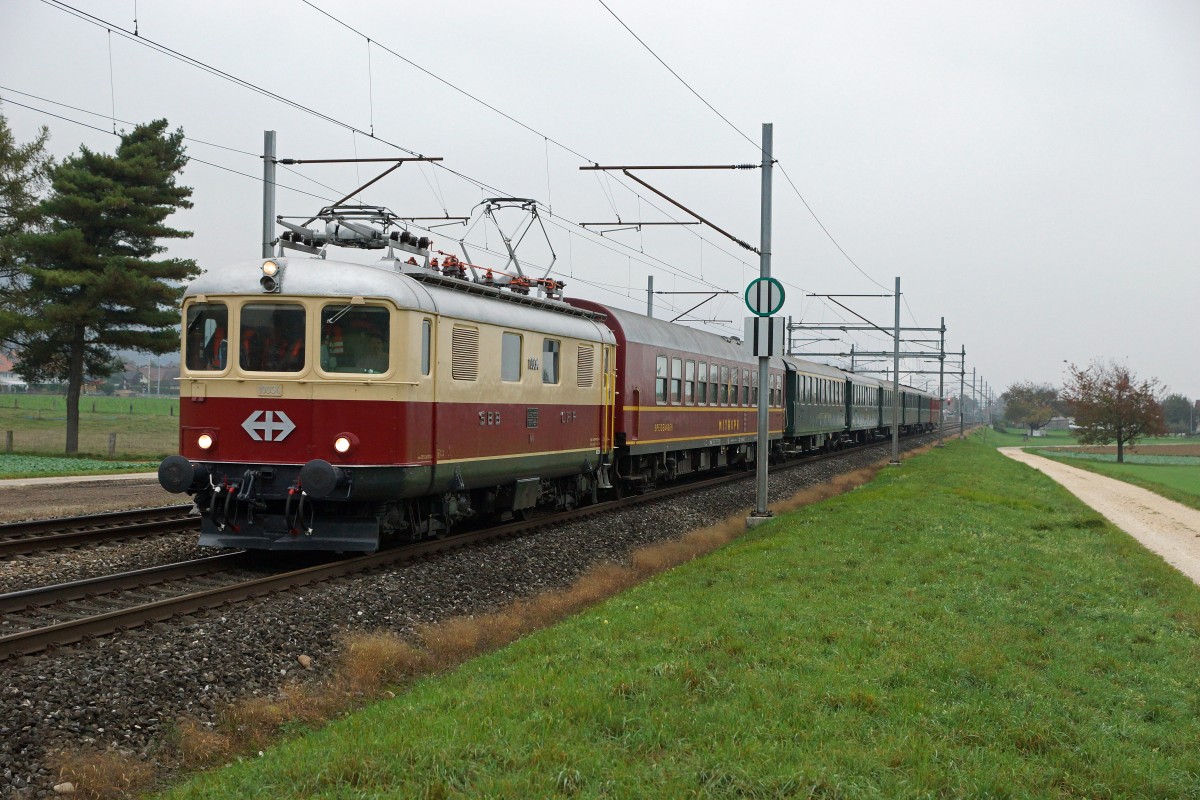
(0, 350, 28, 392)
(1044, 416, 1074, 431)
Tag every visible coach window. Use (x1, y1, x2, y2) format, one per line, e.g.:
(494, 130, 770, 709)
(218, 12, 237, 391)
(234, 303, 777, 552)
(685, 360, 696, 405)
(319, 304, 389, 374)
(697, 362, 708, 406)
(656, 356, 668, 404)
(502, 332, 522, 382)
(751, 371, 758, 406)
(420, 319, 432, 376)
(184, 302, 228, 371)
(242, 303, 306, 373)
(671, 358, 683, 404)
(743, 369, 751, 407)
(720, 366, 729, 405)
(709, 363, 719, 404)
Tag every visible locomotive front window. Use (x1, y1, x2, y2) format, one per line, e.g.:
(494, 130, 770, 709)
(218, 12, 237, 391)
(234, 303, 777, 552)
(184, 302, 229, 371)
(240, 304, 306, 373)
(319, 305, 390, 375)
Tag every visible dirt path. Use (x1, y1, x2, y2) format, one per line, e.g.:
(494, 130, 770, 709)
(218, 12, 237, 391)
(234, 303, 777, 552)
(1000, 447, 1200, 585)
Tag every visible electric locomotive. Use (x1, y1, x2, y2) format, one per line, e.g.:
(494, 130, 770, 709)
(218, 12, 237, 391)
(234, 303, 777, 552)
(159, 207, 617, 551)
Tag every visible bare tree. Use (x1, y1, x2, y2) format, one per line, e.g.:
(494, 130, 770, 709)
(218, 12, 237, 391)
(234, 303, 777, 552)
(1062, 360, 1165, 463)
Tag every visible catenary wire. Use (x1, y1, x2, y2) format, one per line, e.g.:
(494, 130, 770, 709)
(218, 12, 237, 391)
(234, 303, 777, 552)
(33, 0, 796, 325)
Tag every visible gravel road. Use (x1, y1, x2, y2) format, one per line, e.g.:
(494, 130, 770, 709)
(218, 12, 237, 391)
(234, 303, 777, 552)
(1001, 448, 1200, 584)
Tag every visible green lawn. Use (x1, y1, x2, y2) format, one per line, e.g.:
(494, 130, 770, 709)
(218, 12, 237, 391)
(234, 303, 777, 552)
(0, 394, 178, 459)
(157, 436, 1200, 799)
(983, 427, 1078, 447)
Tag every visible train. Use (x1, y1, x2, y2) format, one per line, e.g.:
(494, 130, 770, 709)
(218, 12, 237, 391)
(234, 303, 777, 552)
(158, 206, 939, 551)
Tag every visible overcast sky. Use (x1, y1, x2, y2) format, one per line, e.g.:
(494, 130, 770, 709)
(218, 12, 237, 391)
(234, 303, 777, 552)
(3, 0, 1197, 400)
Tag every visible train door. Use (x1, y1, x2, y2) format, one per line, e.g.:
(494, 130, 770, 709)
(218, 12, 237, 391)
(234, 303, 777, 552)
(600, 345, 615, 456)
(630, 388, 641, 442)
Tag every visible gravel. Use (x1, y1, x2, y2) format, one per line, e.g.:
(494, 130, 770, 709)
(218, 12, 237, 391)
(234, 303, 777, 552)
(0, 435, 939, 798)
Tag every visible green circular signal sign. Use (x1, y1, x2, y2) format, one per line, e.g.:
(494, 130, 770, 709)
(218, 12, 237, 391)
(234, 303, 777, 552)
(745, 277, 785, 317)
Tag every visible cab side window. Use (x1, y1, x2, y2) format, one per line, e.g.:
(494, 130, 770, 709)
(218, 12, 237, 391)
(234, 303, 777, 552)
(542, 339, 560, 384)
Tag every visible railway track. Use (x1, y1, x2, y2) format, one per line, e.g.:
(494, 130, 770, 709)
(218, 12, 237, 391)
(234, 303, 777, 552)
(0, 428, 961, 661)
(0, 505, 195, 557)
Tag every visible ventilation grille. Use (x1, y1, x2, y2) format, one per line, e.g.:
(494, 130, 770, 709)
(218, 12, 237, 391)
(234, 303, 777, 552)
(451, 326, 479, 381)
(577, 345, 595, 388)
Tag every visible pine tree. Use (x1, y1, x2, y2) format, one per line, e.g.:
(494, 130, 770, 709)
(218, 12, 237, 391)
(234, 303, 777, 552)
(3, 119, 198, 452)
(0, 106, 52, 301)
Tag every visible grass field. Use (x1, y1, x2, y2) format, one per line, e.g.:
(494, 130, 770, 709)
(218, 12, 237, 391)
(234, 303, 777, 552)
(983, 427, 1077, 447)
(153, 435, 1200, 799)
(0, 394, 178, 460)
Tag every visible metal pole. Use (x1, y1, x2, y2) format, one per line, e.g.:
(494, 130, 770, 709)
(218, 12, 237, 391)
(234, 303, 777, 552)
(937, 316, 945, 447)
(262, 131, 277, 258)
(972, 368, 977, 425)
(890, 277, 901, 464)
(646, 274, 654, 318)
(753, 122, 774, 520)
(959, 346, 965, 438)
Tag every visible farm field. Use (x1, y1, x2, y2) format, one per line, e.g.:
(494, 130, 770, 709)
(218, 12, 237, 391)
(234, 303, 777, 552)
(156, 436, 1200, 799)
(1035, 450, 1200, 512)
(0, 394, 178, 461)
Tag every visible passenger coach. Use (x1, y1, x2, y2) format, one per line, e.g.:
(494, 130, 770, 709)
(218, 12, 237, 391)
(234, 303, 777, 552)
(568, 299, 786, 489)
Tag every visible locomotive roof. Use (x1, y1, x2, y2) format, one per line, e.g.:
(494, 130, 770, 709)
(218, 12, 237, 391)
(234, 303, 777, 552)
(185, 257, 615, 343)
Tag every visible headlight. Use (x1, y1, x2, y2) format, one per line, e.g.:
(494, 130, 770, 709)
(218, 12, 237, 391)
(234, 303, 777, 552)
(197, 433, 214, 450)
(261, 260, 284, 293)
(334, 436, 352, 454)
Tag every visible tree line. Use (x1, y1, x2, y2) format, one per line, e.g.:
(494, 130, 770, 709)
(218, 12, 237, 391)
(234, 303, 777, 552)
(1002, 362, 1195, 463)
(0, 106, 195, 452)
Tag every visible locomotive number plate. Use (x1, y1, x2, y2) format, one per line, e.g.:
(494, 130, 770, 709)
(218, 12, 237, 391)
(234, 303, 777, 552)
(258, 384, 283, 397)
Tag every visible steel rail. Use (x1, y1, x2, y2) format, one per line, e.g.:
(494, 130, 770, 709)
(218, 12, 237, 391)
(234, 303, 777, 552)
(0, 429, 948, 661)
(0, 552, 246, 614)
(0, 505, 195, 557)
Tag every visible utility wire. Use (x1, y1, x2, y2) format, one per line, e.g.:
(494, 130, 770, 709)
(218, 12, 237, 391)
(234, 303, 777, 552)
(35, 0, 757, 308)
(297, 0, 765, 279)
(0, 95, 337, 204)
(594, 0, 892, 293)
(0, 85, 260, 157)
